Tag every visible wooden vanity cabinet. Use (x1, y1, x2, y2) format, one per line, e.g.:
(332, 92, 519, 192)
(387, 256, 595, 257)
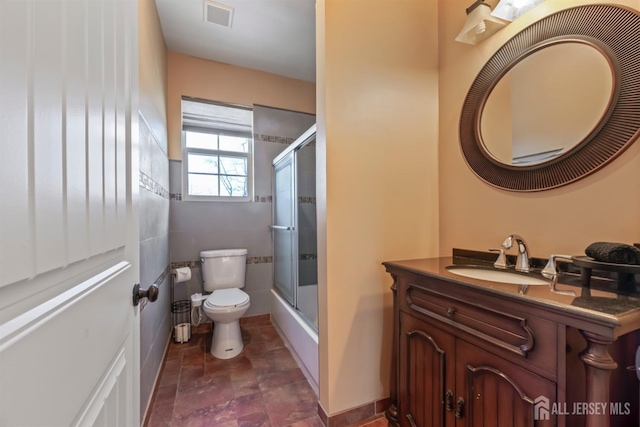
(398, 298, 556, 427)
(385, 260, 640, 427)
(398, 308, 555, 427)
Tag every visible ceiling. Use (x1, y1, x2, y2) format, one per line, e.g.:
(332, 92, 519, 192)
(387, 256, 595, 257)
(154, 0, 317, 82)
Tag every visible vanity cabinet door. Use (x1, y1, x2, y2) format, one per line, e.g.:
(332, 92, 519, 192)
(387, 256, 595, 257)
(397, 312, 557, 427)
(455, 340, 556, 427)
(399, 312, 456, 427)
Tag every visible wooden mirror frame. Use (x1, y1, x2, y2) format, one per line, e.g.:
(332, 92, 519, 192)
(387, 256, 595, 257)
(459, 4, 640, 192)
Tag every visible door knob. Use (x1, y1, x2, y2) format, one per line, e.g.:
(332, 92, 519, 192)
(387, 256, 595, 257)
(132, 283, 159, 306)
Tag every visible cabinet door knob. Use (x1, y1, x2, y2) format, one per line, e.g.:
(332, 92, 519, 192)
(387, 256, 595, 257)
(446, 307, 455, 317)
(455, 397, 465, 419)
(445, 390, 454, 411)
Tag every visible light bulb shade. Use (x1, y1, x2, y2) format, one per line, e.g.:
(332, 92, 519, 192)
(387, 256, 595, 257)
(455, 2, 506, 45)
(491, 0, 546, 22)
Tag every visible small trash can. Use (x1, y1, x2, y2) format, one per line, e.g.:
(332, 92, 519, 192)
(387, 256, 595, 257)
(171, 300, 191, 343)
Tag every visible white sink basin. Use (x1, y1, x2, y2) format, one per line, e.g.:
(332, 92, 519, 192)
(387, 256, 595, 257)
(446, 266, 549, 285)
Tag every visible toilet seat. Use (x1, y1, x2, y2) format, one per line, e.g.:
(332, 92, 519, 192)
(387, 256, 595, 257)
(204, 288, 249, 308)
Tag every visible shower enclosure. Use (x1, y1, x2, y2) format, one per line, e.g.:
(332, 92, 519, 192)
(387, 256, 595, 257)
(271, 125, 318, 331)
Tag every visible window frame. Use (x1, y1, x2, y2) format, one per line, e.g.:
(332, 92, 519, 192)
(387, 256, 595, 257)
(182, 128, 254, 202)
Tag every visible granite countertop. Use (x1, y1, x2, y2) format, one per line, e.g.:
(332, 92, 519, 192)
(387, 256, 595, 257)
(383, 255, 640, 329)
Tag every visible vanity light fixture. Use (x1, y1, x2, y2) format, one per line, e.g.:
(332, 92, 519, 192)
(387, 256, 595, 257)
(455, 0, 506, 45)
(491, 0, 545, 22)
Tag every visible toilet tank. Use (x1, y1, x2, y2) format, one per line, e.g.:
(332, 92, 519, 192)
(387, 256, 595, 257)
(200, 249, 247, 292)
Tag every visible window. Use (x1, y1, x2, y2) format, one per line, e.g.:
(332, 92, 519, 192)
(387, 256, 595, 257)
(182, 98, 253, 201)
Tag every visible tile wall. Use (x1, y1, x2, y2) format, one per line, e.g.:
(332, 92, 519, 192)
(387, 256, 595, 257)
(139, 114, 171, 416)
(169, 106, 316, 317)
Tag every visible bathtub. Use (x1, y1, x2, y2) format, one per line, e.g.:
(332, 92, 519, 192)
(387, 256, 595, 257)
(270, 289, 319, 394)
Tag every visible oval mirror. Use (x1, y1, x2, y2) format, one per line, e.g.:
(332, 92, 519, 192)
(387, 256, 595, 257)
(480, 42, 614, 166)
(459, 4, 640, 192)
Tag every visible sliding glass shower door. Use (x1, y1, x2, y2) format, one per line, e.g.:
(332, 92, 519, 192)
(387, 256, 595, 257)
(272, 154, 296, 305)
(271, 126, 318, 330)
(295, 138, 317, 328)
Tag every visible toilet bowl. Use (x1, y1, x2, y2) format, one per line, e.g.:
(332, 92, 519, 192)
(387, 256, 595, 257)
(200, 249, 251, 359)
(202, 288, 250, 359)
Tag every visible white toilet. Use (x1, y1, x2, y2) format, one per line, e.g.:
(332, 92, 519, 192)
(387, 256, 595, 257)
(200, 248, 251, 359)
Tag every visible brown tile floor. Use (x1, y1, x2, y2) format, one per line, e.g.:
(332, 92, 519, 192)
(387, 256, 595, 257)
(146, 321, 387, 427)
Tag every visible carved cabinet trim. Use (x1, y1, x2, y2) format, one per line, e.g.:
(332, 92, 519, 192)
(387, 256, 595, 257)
(406, 283, 535, 356)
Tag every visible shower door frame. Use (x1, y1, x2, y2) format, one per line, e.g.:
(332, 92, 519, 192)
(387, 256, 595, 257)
(271, 124, 317, 329)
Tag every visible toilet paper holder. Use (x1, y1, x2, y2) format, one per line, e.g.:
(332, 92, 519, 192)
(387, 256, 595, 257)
(172, 266, 192, 284)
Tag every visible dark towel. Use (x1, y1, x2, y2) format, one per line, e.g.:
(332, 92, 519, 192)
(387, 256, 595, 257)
(585, 242, 640, 265)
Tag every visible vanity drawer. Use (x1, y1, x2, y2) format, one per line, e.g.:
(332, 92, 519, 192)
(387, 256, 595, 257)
(403, 281, 557, 376)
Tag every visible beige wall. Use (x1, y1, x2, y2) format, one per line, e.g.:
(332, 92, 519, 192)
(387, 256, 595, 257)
(139, 0, 167, 146)
(167, 52, 316, 160)
(316, 0, 440, 415)
(439, 0, 640, 258)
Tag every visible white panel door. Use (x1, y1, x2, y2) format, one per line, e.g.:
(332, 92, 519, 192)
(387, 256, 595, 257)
(0, 0, 141, 426)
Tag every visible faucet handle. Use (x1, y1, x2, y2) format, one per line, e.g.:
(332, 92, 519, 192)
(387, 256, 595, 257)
(489, 248, 508, 269)
(542, 254, 574, 279)
(501, 235, 514, 250)
(542, 255, 576, 296)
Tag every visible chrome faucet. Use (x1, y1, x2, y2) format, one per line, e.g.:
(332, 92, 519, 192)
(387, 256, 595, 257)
(501, 234, 530, 272)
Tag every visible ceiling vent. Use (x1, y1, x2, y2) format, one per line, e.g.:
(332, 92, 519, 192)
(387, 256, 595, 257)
(204, 1, 234, 28)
